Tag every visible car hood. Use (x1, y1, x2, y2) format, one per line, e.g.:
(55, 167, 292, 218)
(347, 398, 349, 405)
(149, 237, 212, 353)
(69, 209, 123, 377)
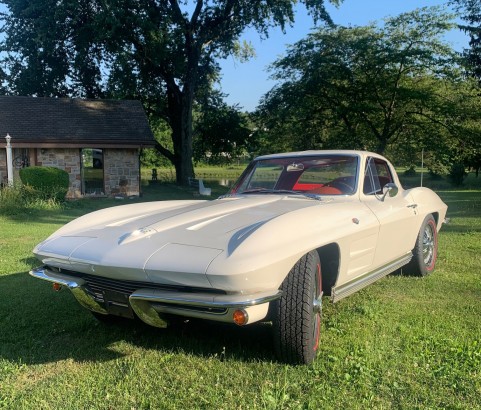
(33, 195, 342, 287)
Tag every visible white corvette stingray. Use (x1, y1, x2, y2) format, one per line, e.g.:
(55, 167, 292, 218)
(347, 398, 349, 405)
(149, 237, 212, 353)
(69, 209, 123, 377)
(30, 150, 447, 364)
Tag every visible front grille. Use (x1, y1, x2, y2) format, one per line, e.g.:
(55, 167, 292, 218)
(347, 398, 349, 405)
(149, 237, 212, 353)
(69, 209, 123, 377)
(47, 266, 226, 300)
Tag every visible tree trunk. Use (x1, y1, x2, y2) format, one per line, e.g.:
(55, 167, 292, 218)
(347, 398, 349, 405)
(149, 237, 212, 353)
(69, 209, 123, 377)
(376, 137, 388, 155)
(169, 37, 200, 185)
(168, 86, 195, 186)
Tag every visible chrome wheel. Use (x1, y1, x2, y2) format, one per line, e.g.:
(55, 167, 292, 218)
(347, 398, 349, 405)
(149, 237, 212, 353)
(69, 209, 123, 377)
(423, 222, 435, 266)
(312, 263, 322, 351)
(404, 214, 438, 276)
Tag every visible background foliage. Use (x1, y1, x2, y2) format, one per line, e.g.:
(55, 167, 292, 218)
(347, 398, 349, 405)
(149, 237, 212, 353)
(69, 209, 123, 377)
(0, 0, 337, 183)
(256, 7, 481, 174)
(0, 2, 479, 179)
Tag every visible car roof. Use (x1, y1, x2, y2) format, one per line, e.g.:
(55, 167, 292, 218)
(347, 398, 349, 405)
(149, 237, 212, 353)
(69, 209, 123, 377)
(254, 150, 384, 161)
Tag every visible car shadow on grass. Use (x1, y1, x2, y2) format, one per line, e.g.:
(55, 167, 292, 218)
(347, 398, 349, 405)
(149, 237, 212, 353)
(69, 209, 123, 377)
(0, 272, 276, 365)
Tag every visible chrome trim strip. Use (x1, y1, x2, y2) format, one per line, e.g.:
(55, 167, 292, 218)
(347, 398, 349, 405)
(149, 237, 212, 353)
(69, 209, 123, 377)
(129, 289, 282, 309)
(29, 266, 108, 314)
(29, 266, 282, 327)
(331, 253, 412, 303)
(129, 289, 282, 328)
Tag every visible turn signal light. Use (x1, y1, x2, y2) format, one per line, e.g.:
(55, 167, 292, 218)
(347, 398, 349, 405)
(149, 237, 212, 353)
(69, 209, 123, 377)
(233, 309, 248, 326)
(52, 283, 62, 292)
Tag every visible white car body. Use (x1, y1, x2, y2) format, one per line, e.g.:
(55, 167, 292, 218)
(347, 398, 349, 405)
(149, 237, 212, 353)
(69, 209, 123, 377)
(30, 150, 448, 363)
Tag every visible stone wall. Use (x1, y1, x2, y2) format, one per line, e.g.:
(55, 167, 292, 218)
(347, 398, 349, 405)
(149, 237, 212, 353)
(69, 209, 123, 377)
(37, 148, 82, 198)
(37, 148, 140, 198)
(104, 149, 140, 197)
(2, 147, 140, 197)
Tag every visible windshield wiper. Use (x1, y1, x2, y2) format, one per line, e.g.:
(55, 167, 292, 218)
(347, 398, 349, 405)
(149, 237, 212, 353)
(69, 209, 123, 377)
(273, 189, 321, 200)
(241, 188, 271, 194)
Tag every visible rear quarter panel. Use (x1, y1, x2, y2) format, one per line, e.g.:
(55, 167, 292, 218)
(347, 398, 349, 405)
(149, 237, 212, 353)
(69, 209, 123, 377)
(406, 187, 448, 231)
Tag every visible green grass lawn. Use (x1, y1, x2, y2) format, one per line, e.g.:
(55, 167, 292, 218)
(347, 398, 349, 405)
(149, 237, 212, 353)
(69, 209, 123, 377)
(0, 173, 480, 409)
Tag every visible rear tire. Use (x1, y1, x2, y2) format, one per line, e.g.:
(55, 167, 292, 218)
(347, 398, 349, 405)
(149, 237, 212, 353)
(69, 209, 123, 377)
(404, 214, 438, 276)
(272, 251, 322, 365)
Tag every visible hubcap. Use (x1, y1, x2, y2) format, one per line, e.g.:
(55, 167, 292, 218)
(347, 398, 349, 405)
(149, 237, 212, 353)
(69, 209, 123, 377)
(313, 295, 323, 315)
(312, 264, 322, 350)
(422, 223, 435, 266)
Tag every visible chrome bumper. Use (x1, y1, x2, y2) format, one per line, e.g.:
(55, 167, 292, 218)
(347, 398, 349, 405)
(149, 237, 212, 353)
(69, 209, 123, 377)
(29, 266, 281, 327)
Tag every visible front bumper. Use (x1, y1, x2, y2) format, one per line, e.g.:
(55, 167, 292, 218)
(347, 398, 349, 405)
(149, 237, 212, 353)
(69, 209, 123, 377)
(29, 266, 281, 327)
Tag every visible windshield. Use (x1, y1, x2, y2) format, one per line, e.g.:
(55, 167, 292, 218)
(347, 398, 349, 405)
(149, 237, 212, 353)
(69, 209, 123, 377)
(230, 154, 359, 196)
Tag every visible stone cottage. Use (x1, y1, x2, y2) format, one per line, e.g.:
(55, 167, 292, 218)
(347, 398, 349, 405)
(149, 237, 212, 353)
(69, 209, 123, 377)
(0, 96, 156, 198)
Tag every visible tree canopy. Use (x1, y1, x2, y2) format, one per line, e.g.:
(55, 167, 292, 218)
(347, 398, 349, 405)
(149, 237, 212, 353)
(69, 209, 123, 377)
(193, 91, 253, 165)
(257, 6, 480, 170)
(0, 0, 338, 184)
(451, 0, 481, 174)
(452, 0, 481, 81)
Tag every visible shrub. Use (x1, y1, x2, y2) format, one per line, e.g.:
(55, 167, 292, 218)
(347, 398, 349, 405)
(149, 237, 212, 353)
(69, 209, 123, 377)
(0, 184, 63, 214)
(428, 170, 444, 180)
(0, 184, 26, 214)
(19, 166, 69, 201)
(403, 167, 417, 177)
(449, 162, 467, 186)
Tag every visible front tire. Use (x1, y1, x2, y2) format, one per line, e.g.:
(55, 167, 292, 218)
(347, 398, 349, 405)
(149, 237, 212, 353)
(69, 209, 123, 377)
(404, 214, 438, 276)
(272, 251, 322, 365)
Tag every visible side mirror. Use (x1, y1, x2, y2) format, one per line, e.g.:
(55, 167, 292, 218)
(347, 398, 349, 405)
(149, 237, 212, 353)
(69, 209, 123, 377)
(381, 183, 398, 201)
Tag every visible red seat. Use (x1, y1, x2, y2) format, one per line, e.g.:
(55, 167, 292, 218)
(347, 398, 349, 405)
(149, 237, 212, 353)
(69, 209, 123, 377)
(312, 186, 342, 195)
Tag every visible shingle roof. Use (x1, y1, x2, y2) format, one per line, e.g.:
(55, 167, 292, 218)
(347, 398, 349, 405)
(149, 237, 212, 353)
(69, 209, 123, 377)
(0, 96, 156, 147)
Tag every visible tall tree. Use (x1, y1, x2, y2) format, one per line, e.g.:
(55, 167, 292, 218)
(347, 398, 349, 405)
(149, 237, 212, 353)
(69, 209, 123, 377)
(0, 0, 104, 97)
(452, 0, 481, 81)
(0, 0, 338, 184)
(193, 91, 252, 164)
(257, 7, 477, 165)
(451, 0, 481, 174)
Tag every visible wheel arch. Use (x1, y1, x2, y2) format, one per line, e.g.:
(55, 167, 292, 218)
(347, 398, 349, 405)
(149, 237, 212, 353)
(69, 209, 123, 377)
(419, 211, 440, 232)
(315, 243, 340, 296)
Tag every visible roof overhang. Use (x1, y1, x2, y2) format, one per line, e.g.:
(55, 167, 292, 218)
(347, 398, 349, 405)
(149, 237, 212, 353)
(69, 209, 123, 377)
(1, 142, 156, 149)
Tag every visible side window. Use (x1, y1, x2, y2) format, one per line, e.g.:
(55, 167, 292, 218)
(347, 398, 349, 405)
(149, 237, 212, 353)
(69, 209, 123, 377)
(363, 157, 393, 195)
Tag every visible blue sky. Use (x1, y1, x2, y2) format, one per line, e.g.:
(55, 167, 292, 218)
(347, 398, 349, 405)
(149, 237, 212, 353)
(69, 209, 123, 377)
(218, 0, 470, 112)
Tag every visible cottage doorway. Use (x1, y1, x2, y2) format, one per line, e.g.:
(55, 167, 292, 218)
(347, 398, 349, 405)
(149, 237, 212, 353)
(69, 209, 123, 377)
(81, 148, 104, 195)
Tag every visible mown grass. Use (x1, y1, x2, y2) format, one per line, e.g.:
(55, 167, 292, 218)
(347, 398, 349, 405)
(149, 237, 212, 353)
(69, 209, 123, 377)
(0, 170, 480, 409)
